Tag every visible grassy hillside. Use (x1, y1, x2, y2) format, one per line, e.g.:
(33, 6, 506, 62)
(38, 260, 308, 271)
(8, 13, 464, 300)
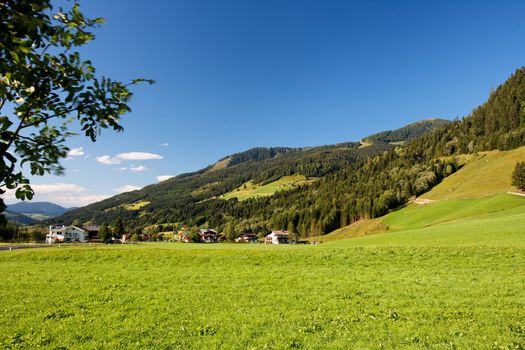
(222, 175, 316, 201)
(422, 146, 525, 200)
(323, 193, 525, 241)
(323, 145, 525, 242)
(337, 200, 525, 247)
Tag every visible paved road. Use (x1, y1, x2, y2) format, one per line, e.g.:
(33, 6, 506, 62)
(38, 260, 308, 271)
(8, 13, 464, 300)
(0, 245, 52, 251)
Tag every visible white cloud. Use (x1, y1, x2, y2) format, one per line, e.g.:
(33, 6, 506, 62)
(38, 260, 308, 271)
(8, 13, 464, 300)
(31, 183, 87, 194)
(97, 152, 163, 165)
(96, 155, 121, 165)
(159, 142, 169, 147)
(130, 165, 147, 172)
(117, 152, 163, 161)
(113, 185, 141, 193)
(58, 195, 110, 207)
(156, 175, 174, 182)
(2, 183, 109, 207)
(67, 147, 85, 158)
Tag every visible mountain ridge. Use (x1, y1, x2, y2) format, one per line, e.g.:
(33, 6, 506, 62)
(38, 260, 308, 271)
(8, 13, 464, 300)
(52, 119, 450, 226)
(7, 201, 73, 222)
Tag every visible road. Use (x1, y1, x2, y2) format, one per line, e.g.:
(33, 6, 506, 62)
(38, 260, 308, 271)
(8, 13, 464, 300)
(0, 245, 52, 251)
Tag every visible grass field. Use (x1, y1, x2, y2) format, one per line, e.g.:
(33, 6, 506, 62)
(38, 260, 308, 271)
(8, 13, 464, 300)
(222, 175, 316, 201)
(2, 150, 524, 348)
(1, 234, 523, 349)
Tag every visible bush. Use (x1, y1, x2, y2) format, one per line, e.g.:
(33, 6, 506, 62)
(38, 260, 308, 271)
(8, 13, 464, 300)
(512, 162, 525, 191)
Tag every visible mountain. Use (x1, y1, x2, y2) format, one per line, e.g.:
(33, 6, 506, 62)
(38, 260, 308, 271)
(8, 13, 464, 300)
(8, 201, 72, 221)
(54, 67, 525, 238)
(363, 118, 451, 144)
(3, 210, 38, 226)
(54, 119, 450, 227)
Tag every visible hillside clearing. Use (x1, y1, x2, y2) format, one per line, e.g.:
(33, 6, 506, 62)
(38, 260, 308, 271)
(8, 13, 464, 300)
(222, 175, 316, 201)
(421, 146, 525, 200)
(123, 200, 151, 211)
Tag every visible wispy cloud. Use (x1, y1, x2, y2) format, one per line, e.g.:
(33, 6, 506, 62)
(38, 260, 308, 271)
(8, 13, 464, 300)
(67, 147, 85, 158)
(31, 183, 87, 193)
(113, 185, 141, 193)
(130, 165, 147, 172)
(3, 183, 109, 207)
(97, 152, 163, 165)
(96, 155, 121, 165)
(156, 175, 174, 182)
(159, 142, 169, 147)
(117, 152, 163, 161)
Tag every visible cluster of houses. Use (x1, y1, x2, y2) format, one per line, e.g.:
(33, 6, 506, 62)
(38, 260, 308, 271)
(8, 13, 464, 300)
(46, 225, 295, 244)
(178, 229, 291, 244)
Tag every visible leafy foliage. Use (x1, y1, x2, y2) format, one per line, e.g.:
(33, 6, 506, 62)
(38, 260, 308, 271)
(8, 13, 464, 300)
(0, 1, 153, 211)
(98, 223, 111, 243)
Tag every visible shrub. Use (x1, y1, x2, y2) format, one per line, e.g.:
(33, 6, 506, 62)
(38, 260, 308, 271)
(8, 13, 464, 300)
(511, 162, 525, 191)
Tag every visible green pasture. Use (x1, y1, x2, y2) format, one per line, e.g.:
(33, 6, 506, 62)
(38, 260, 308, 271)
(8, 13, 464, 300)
(423, 146, 525, 200)
(123, 200, 151, 211)
(222, 175, 316, 201)
(1, 231, 524, 349)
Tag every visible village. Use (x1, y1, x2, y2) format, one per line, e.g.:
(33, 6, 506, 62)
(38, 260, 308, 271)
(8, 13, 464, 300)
(45, 225, 316, 245)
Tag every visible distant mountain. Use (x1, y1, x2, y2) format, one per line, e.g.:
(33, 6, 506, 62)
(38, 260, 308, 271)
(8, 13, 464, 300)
(3, 211, 38, 226)
(363, 119, 451, 144)
(7, 202, 72, 221)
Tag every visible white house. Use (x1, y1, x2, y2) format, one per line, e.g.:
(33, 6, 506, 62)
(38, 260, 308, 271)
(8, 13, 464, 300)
(264, 230, 289, 244)
(46, 225, 87, 244)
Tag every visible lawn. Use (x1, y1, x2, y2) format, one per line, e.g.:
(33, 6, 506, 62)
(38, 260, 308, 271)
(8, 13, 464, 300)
(1, 234, 523, 349)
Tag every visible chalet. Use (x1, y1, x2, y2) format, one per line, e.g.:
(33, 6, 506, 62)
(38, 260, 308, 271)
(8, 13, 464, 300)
(82, 225, 100, 241)
(236, 232, 258, 243)
(265, 230, 289, 244)
(200, 228, 219, 243)
(46, 225, 87, 243)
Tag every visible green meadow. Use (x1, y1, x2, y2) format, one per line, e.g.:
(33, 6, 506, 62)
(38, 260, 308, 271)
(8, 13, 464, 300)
(1, 230, 524, 349)
(222, 175, 316, 201)
(1, 150, 524, 349)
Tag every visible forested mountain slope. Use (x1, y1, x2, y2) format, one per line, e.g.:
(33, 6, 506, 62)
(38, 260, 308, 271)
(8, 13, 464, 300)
(53, 120, 448, 227)
(364, 118, 450, 144)
(325, 146, 525, 242)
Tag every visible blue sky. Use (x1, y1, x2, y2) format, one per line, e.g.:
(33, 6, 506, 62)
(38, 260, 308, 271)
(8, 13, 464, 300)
(6, 0, 525, 207)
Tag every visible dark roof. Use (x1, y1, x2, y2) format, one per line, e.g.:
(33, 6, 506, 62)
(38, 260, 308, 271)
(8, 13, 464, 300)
(199, 228, 218, 234)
